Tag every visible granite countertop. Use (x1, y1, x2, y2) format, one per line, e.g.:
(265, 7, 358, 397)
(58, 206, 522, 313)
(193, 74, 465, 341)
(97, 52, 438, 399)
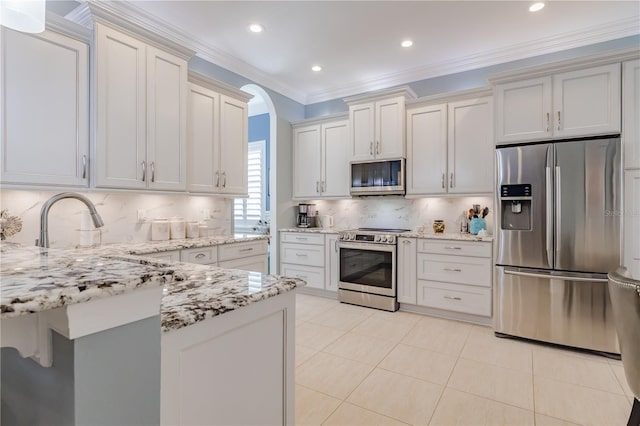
(279, 228, 344, 234)
(400, 232, 494, 242)
(0, 235, 304, 332)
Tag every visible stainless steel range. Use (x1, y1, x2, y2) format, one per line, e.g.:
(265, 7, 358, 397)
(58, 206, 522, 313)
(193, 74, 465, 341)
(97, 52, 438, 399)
(337, 228, 409, 311)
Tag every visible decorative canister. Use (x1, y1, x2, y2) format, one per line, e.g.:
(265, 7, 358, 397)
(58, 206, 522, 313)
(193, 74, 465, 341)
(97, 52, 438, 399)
(186, 221, 199, 239)
(151, 219, 170, 241)
(169, 217, 186, 239)
(432, 220, 445, 233)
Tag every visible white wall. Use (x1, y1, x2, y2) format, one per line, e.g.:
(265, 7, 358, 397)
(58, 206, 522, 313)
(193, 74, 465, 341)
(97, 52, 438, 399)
(311, 196, 495, 234)
(0, 190, 232, 248)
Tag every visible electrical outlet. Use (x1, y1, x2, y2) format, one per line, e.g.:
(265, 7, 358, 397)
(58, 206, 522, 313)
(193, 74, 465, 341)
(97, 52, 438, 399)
(137, 209, 147, 223)
(202, 209, 210, 220)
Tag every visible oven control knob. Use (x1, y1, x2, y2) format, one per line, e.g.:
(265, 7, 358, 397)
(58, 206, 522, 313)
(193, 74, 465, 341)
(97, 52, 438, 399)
(387, 235, 395, 244)
(374, 235, 381, 243)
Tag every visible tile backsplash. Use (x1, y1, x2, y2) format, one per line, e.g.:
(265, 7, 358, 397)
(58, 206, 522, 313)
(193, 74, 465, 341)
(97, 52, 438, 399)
(311, 196, 495, 234)
(0, 190, 232, 248)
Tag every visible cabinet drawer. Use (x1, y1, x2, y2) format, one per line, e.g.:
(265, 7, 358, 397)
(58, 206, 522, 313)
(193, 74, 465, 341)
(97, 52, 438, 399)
(417, 280, 491, 317)
(219, 254, 267, 274)
(280, 243, 324, 267)
(218, 240, 268, 262)
(280, 263, 324, 289)
(144, 250, 181, 262)
(181, 247, 217, 264)
(417, 253, 491, 287)
(417, 239, 491, 258)
(280, 232, 325, 245)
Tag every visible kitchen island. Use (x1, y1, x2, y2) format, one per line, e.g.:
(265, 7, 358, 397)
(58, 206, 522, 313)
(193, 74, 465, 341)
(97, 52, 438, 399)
(0, 238, 303, 426)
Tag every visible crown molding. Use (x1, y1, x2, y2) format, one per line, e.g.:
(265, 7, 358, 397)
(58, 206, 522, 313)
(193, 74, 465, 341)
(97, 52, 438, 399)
(305, 16, 640, 104)
(343, 86, 417, 105)
(291, 112, 349, 128)
(66, 1, 639, 106)
(45, 12, 92, 42)
(188, 71, 253, 102)
(406, 86, 493, 108)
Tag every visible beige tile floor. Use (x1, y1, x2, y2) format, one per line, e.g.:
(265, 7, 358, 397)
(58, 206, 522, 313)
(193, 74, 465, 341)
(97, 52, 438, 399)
(294, 293, 634, 426)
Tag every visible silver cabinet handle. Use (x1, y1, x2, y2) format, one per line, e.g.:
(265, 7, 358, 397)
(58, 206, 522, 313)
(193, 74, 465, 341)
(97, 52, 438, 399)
(316, 181, 320, 193)
(557, 111, 561, 131)
(369, 141, 373, 156)
(141, 161, 146, 182)
(195, 253, 206, 259)
(222, 171, 226, 188)
(444, 296, 462, 301)
(322, 181, 326, 192)
(82, 155, 87, 179)
(295, 237, 308, 241)
(376, 141, 380, 154)
(546, 112, 550, 132)
(151, 161, 155, 183)
(403, 240, 411, 244)
(449, 172, 454, 188)
(441, 173, 445, 189)
(215, 171, 220, 187)
(295, 253, 308, 257)
(445, 246, 462, 250)
(444, 268, 462, 272)
(239, 247, 254, 252)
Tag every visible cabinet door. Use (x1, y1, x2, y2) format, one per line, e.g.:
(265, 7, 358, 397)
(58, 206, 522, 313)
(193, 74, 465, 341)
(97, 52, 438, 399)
(95, 24, 147, 189)
(397, 238, 417, 304)
(447, 97, 494, 194)
(406, 104, 447, 195)
(293, 125, 322, 198)
(321, 120, 350, 198)
(553, 63, 621, 139)
(1, 28, 89, 187)
(187, 83, 219, 192)
(495, 76, 552, 144)
(146, 46, 188, 191)
(375, 96, 405, 159)
(624, 170, 640, 279)
(219, 95, 248, 195)
(324, 234, 340, 292)
(219, 255, 268, 273)
(623, 60, 640, 170)
(349, 102, 375, 161)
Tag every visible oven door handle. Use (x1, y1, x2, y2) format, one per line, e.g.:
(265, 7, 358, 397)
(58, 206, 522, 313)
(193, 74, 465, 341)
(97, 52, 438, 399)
(336, 242, 395, 252)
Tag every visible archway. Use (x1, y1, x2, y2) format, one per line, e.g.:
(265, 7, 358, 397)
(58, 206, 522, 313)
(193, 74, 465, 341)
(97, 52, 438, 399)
(240, 84, 278, 272)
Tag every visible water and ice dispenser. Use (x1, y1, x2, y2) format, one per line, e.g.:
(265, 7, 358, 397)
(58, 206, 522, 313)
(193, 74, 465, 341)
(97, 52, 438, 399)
(500, 184, 532, 230)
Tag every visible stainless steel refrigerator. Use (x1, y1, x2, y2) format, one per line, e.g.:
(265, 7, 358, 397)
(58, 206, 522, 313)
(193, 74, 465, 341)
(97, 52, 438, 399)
(495, 137, 622, 355)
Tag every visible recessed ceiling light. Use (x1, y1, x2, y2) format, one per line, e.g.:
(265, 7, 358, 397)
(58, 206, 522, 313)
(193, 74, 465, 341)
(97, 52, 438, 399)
(311, 65, 322, 72)
(529, 2, 545, 12)
(401, 40, 413, 48)
(249, 24, 264, 33)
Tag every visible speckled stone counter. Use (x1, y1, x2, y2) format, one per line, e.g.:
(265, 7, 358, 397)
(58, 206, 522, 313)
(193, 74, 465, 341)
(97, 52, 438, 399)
(0, 234, 304, 332)
(399, 232, 493, 242)
(279, 227, 345, 234)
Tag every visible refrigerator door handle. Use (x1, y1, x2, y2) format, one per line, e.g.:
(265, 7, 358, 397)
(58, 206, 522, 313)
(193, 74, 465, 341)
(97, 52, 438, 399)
(545, 166, 553, 268)
(503, 269, 608, 283)
(555, 166, 562, 266)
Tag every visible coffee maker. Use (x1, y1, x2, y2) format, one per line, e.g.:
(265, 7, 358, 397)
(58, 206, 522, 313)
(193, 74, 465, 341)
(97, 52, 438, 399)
(296, 203, 316, 228)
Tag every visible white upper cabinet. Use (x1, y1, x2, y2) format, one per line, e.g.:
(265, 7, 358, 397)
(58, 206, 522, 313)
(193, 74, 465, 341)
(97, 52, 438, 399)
(346, 87, 416, 161)
(293, 117, 350, 199)
(1, 27, 89, 187)
(623, 59, 640, 170)
(495, 63, 621, 144)
(94, 23, 189, 191)
(406, 94, 494, 196)
(406, 104, 448, 195)
(187, 75, 251, 196)
(447, 97, 494, 194)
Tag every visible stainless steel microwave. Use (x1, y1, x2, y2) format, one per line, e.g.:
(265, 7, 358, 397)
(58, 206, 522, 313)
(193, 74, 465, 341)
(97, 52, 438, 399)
(350, 158, 405, 196)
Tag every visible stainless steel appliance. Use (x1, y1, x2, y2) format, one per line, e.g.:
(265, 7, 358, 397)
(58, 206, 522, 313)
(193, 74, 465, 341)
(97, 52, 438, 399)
(296, 203, 316, 228)
(495, 137, 622, 355)
(350, 158, 405, 196)
(337, 228, 410, 311)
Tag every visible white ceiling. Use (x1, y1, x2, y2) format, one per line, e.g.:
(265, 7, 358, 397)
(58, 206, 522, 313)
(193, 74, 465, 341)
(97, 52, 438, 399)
(77, 1, 640, 105)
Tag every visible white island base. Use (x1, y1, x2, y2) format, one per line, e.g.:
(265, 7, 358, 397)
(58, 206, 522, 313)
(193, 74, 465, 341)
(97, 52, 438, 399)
(161, 290, 296, 425)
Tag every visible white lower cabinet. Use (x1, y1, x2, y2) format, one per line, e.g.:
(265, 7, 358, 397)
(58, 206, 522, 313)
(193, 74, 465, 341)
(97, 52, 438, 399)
(144, 250, 181, 262)
(624, 170, 640, 279)
(397, 237, 417, 304)
(413, 239, 493, 317)
(279, 231, 339, 292)
(181, 247, 217, 265)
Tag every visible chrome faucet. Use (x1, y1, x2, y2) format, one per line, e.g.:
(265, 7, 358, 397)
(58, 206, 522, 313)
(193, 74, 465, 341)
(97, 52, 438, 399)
(37, 192, 104, 248)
